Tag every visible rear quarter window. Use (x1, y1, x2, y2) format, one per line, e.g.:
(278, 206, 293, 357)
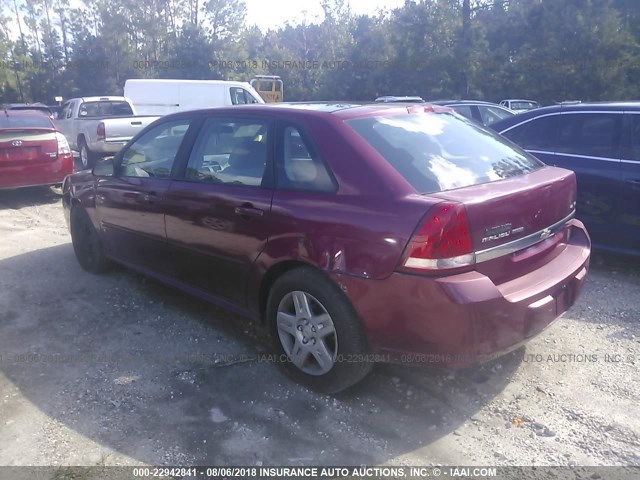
(347, 113, 543, 194)
(276, 126, 336, 192)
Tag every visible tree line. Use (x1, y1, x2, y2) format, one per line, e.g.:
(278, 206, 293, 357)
(0, 0, 638, 105)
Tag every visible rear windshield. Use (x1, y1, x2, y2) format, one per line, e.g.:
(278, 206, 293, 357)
(79, 101, 134, 117)
(9, 106, 52, 115)
(347, 112, 543, 194)
(0, 116, 53, 128)
(511, 101, 537, 110)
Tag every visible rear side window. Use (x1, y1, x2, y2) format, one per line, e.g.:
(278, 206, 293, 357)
(556, 113, 620, 159)
(502, 115, 559, 151)
(0, 116, 53, 128)
(276, 126, 336, 192)
(348, 113, 543, 194)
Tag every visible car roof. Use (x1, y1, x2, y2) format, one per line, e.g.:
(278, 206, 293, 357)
(429, 100, 503, 106)
(374, 96, 425, 103)
(1, 108, 51, 117)
(502, 99, 538, 102)
(7, 105, 52, 112)
(490, 101, 640, 132)
(67, 96, 129, 103)
(125, 79, 251, 86)
(161, 102, 454, 121)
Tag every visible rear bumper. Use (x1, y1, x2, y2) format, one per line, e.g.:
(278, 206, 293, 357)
(0, 154, 74, 189)
(331, 219, 591, 367)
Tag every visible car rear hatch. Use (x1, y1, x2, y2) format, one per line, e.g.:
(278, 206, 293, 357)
(346, 108, 579, 284)
(0, 128, 58, 167)
(432, 167, 577, 284)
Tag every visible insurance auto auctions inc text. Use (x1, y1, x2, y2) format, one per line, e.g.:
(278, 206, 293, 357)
(256, 466, 497, 478)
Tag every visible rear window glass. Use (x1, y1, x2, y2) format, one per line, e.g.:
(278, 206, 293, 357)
(0, 116, 53, 128)
(511, 101, 538, 110)
(79, 101, 133, 117)
(451, 105, 473, 120)
(8, 106, 52, 115)
(347, 113, 543, 194)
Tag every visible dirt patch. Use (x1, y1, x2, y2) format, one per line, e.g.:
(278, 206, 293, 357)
(0, 187, 638, 467)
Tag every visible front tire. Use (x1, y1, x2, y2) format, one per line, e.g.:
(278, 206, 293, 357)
(70, 206, 110, 273)
(267, 267, 372, 394)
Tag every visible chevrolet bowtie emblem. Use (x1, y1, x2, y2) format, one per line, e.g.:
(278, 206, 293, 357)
(540, 228, 552, 240)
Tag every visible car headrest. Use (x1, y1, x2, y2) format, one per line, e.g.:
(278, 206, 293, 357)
(228, 140, 267, 169)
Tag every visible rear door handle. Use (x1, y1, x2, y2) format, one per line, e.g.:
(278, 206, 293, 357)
(234, 205, 264, 218)
(626, 179, 640, 189)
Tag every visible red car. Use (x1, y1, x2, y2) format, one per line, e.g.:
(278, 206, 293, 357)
(62, 104, 591, 393)
(0, 109, 73, 189)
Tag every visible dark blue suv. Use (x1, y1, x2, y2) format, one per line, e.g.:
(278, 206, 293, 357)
(492, 103, 640, 256)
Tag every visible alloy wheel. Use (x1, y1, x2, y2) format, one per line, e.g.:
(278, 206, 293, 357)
(276, 291, 338, 376)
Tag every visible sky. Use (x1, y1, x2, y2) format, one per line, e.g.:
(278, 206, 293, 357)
(243, 0, 406, 31)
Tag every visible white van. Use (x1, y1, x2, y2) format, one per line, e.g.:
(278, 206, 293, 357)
(123, 79, 265, 116)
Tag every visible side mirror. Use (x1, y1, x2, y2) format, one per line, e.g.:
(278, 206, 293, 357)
(92, 157, 115, 177)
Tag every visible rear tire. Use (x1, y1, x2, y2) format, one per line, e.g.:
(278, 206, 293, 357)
(78, 138, 97, 169)
(267, 267, 373, 394)
(70, 206, 110, 274)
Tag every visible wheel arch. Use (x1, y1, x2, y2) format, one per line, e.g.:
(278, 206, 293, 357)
(257, 259, 321, 323)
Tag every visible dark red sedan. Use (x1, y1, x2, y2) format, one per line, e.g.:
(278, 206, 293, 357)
(62, 103, 591, 392)
(0, 109, 73, 189)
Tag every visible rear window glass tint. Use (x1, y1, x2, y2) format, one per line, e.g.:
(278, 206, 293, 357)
(556, 113, 620, 159)
(79, 101, 133, 117)
(512, 101, 537, 110)
(502, 115, 560, 150)
(451, 105, 473, 120)
(0, 116, 53, 128)
(348, 113, 543, 194)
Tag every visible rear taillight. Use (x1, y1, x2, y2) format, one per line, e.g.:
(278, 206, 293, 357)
(97, 122, 105, 141)
(55, 132, 71, 156)
(400, 202, 476, 273)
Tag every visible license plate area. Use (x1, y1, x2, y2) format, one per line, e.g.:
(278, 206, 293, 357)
(0, 146, 41, 163)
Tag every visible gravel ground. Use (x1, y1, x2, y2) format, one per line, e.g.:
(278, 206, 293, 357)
(0, 186, 638, 469)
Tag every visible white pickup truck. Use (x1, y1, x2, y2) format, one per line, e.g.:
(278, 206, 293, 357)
(55, 96, 160, 168)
